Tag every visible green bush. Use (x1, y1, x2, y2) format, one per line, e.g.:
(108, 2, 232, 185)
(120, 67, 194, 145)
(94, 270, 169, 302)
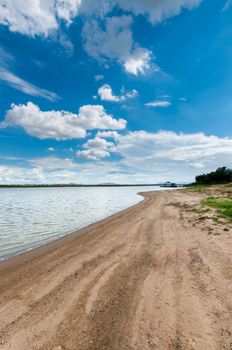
(195, 167, 232, 185)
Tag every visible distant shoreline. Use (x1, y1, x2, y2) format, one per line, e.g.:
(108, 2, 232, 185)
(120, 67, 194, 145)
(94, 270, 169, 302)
(0, 183, 185, 188)
(0, 183, 161, 188)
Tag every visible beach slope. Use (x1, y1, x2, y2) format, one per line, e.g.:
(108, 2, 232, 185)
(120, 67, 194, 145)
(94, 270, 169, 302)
(0, 190, 232, 350)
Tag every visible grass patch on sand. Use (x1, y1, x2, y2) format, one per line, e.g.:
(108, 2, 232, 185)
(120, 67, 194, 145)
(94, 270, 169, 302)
(186, 185, 206, 193)
(191, 207, 211, 214)
(202, 197, 232, 221)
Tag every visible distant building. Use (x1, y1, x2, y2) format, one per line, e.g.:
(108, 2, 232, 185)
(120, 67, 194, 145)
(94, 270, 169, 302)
(160, 182, 177, 188)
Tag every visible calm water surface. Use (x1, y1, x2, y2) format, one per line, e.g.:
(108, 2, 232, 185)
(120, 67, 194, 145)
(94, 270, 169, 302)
(0, 186, 167, 260)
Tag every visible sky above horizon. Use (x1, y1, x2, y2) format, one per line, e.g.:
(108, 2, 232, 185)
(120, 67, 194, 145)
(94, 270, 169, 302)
(0, 0, 232, 184)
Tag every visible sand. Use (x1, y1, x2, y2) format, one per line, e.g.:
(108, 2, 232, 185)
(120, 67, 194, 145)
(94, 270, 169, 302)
(0, 189, 232, 350)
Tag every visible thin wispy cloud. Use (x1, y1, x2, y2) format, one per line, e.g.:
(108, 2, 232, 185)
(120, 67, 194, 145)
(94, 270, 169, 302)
(0, 47, 59, 101)
(95, 74, 104, 81)
(222, 0, 232, 11)
(145, 100, 171, 108)
(0, 69, 59, 101)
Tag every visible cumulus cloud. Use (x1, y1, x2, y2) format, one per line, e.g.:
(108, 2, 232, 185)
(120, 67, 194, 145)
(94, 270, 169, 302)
(145, 100, 171, 108)
(1, 102, 86, 140)
(98, 84, 121, 102)
(80, 0, 201, 73)
(80, 0, 202, 23)
(123, 47, 152, 75)
(98, 83, 138, 102)
(76, 105, 126, 130)
(116, 0, 202, 24)
(1, 130, 231, 184)
(82, 15, 152, 75)
(96, 131, 120, 139)
(1, 0, 202, 37)
(115, 130, 232, 165)
(48, 147, 55, 151)
(1, 102, 126, 140)
(75, 130, 232, 178)
(77, 130, 232, 175)
(100, 130, 232, 182)
(77, 137, 114, 160)
(82, 15, 132, 60)
(0, 0, 82, 37)
(0, 1, 202, 74)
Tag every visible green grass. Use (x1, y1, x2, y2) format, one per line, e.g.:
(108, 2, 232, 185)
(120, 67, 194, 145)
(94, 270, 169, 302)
(186, 185, 206, 193)
(191, 207, 211, 214)
(202, 197, 232, 221)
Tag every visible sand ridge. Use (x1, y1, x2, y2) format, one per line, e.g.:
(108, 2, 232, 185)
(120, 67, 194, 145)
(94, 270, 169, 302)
(0, 190, 232, 349)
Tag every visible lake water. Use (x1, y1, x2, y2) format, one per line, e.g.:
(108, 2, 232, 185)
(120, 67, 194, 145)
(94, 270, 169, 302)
(0, 186, 168, 260)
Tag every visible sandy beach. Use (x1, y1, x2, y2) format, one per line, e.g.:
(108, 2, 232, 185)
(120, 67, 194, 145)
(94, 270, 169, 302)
(0, 189, 232, 350)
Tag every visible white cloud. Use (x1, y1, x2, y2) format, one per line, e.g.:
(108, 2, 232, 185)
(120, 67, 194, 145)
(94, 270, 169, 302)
(116, 0, 202, 24)
(74, 130, 232, 183)
(96, 131, 120, 139)
(48, 147, 55, 151)
(76, 105, 126, 130)
(1, 102, 126, 140)
(98, 84, 121, 102)
(94, 74, 104, 81)
(98, 83, 138, 102)
(124, 47, 152, 75)
(0, 1, 202, 75)
(29, 157, 78, 170)
(0, 68, 59, 101)
(145, 100, 171, 107)
(80, 0, 202, 23)
(80, 0, 201, 73)
(0, 0, 82, 37)
(77, 137, 114, 160)
(1, 131, 231, 184)
(82, 15, 132, 62)
(82, 15, 152, 75)
(67, 130, 227, 183)
(0, 165, 45, 183)
(123, 88, 139, 99)
(0, 162, 81, 184)
(114, 131, 232, 168)
(189, 162, 205, 168)
(1, 102, 86, 140)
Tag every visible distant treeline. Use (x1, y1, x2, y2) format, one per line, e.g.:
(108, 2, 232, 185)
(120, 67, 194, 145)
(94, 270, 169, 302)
(195, 167, 232, 185)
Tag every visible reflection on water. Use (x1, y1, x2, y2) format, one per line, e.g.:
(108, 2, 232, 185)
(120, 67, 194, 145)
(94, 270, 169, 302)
(0, 186, 166, 260)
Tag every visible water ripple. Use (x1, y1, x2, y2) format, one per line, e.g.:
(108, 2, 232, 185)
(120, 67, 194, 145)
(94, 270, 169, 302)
(0, 186, 165, 260)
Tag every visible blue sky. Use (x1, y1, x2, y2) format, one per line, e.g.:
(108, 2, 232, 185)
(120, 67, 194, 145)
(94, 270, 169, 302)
(0, 0, 232, 184)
